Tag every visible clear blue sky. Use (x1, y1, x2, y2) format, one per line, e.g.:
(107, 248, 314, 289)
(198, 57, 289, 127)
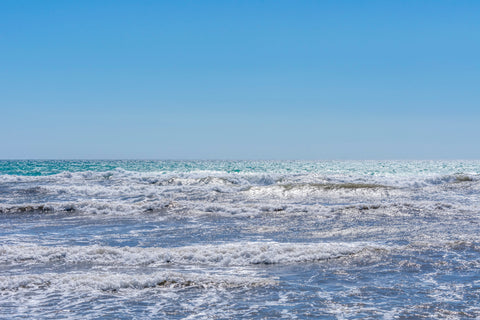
(1, 0, 479, 159)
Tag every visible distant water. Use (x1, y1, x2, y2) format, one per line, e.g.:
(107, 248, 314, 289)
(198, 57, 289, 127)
(1, 160, 480, 319)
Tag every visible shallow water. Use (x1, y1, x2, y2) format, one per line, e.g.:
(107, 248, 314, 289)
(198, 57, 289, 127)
(1, 160, 480, 319)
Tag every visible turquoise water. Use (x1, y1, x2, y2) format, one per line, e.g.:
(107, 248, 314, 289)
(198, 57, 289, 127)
(1, 160, 480, 319)
(2, 159, 480, 176)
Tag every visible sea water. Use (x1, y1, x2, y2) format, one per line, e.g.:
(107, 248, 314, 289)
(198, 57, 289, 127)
(0, 160, 479, 319)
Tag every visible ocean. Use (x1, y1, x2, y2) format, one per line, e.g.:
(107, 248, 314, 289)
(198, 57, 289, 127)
(0, 160, 479, 319)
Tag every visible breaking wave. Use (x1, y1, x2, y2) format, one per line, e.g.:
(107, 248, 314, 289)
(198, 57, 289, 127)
(0, 271, 276, 293)
(0, 241, 381, 267)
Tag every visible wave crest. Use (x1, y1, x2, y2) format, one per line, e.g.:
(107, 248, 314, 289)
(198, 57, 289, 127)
(0, 241, 381, 267)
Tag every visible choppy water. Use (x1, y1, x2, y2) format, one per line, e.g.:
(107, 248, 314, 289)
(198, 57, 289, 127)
(1, 160, 480, 319)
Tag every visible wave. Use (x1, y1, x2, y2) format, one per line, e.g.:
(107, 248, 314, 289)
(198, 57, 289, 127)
(0, 241, 382, 267)
(0, 204, 56, 214)
(0, 200, 175, 215)
(421, 174, 477, 186)
(331, 201, 464, 217)
(0, 169, 277, 186)
(1, 167, 477, 191)
(0, 271, 276, 293)
(244, 183, 394, 199)
(1, 168, 478, 218)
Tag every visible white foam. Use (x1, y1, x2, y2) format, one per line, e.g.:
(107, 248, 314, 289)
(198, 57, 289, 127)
(2, 164, 479, 220)
(0, 241, 379, 267)
(0, 270, 276, 293)
(245, 183, 394, 200)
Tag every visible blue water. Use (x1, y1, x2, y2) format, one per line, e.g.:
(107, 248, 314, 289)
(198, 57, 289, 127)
(1, 160, 479, 319)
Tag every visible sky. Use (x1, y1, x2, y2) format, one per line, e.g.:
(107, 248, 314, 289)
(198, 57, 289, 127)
(1, 0, 479, 159)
